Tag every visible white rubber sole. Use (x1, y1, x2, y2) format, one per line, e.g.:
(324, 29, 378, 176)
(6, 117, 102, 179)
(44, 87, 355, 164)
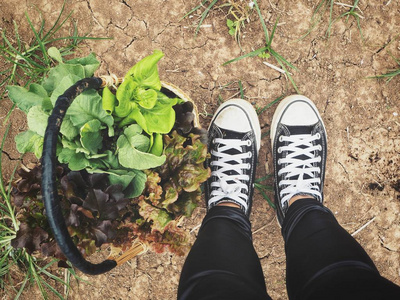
(270, 95, 327, 148)
(210, 98, 261, 152)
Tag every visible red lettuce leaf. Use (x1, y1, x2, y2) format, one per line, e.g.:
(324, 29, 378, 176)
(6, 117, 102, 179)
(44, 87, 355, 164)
(11, 223, 49, 254)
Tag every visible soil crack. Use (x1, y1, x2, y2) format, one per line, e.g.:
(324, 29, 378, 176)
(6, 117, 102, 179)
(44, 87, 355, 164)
(1, 150, 19, 161)
(85, 0, 104, 29)
(121, 0, 132, 10)
(124, 37, 136, 50)
(152, 22, 172, 43)
(379, 236, 397, 252)
(375, 36, 393, 54)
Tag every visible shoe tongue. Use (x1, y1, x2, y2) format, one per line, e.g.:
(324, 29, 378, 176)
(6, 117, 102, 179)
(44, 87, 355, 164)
(219, 128, 247, 157)
(219, 127, 248, 140)
(217, 128, 248, 177)
(284, 125, 315, 180)
(286, 125, 314, 135)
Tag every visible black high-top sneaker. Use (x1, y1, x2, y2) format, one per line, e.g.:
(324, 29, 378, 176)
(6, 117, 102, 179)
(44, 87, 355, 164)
(206, 99, 261, 217)
(270, 95, 327, 225)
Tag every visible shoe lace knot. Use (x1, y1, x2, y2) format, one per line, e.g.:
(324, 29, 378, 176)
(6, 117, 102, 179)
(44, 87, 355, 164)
(277, 133, 322, 206)
(209, 138, 252, 211)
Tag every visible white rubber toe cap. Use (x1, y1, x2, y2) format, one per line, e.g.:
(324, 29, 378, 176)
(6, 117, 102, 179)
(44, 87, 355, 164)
(270, 95, 326, 148)
(210, 98, 261, 151)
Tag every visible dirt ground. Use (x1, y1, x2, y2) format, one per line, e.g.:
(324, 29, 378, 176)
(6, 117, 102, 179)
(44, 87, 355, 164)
(1, 0, 399, 299)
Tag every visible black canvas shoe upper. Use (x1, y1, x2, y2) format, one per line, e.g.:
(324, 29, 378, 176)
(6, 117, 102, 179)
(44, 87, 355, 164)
(205, 100, 261, 217)
(271, 96, 327, 225)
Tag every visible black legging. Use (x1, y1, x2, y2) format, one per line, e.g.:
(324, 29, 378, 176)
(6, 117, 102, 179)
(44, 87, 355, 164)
(178, 199, 400, 300)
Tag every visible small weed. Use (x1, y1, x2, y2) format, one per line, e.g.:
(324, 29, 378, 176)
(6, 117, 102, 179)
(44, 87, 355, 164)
(0, 1, 108, 98)
(369, 55, 400, 83)
(223, 1, 254, 48)
(183, 0, 253, 46)
(299, 0, 334, 40)
(183, 1, 297, 91)
(227, 19, 239, 37)
(256, 94, 285, 115)
(238, 80, 244, 99)
(255, 175, 275, 209)
(300, 0, 364, 40)
(223, 0, 298, 92)
(182, 0, 219, 35)
(327, 0, 364, 39)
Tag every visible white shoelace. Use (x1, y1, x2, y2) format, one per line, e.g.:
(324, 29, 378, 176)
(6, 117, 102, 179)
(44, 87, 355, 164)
(208, 138, 252, 211)
(277, 133, 322, 206)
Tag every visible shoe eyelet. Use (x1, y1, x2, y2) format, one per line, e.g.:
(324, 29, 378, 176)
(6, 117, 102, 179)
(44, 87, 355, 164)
(316, 133, 321, 139)
(277, 159, 282, 165)
(246, 140, 252, 146)
(247, 163, 251, 169)
(247, 152, 252, 158)
(279, 136, 284, 142)
(318, 145, 322, 151)
(277, 147, 282, 153)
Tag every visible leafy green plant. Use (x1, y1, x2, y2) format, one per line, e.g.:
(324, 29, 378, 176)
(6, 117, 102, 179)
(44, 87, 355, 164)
(7, 50, 178, 200)
(103, 50, 182, 136)
(223, 0, 298, 92)
(131, 132, 209, 255)
(226, 19, 238, 36)
(6, 49, 209, 270)
(0, 2, 108, 99)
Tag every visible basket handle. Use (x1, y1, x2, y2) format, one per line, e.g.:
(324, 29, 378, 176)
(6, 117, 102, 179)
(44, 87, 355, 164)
(42, 77, 117, 275)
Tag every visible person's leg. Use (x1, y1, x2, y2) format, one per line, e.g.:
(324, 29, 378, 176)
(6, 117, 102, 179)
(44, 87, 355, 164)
(270, 95, 400, 300)
(178, 206, 270, 300)
(178, 99, 271, 300)
(283, 199, 400, 299)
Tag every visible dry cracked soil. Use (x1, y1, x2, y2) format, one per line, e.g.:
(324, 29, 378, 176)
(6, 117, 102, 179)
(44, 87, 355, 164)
(0, 0, 399, 299)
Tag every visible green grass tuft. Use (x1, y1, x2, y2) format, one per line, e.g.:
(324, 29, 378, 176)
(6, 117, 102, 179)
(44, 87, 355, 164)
(369, 55, 400, 83)
(0, 1, 109, 99)
(327, 0, 364, 40)
(300, 0, 364, 40)
(255, 175, 275, 209)
(223, 0, 298, 92)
